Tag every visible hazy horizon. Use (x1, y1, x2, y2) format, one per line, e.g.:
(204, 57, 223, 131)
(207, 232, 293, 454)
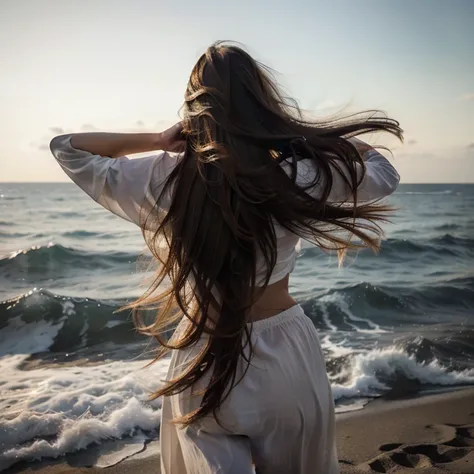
(1, 0, 473, 183)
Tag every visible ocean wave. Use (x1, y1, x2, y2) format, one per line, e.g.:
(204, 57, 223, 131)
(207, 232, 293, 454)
(301, 277, 474, 332)
(380, 234, 474, 258)
(434, 223, 463, 231)
(3, 233, 472, 282)
(397, 190, 454, 195)
(0, 195, 25, 201)
(401, 333, 474, 370)
(433, 233, 474, 245)
(0, 230, 30, 238)
(0, 290, 142, 356)
(47, 211, 87, 219)
(3, 277, 473, 359)
(60, 230, 117, 239)
(329, 343, 474, 401)
(0, 356, 167, 471)
(379, 238, 461, 258)
(300, 234, 474, 263)
(0, 244, 141, 278)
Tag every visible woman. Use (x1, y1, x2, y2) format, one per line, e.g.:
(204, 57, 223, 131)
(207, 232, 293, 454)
(50, 42, 402, 474)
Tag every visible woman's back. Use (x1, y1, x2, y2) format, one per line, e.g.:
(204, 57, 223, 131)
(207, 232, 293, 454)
(50, 41, 402, 473)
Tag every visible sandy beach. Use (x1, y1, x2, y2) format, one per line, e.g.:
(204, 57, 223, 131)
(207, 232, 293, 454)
(338, 388, 474, 473)
(4, 388, 473, 474)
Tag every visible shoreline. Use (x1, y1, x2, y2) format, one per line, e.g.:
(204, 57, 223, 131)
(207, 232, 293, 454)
(338, 387, 474, 472)
(4, 387, 474, 474)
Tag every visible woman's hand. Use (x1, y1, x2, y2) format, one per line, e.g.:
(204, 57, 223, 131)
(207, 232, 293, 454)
(64, 122, 185, 158)
(157, 123, 186, 153)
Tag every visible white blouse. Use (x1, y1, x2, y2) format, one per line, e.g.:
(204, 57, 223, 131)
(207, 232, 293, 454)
(50, 134, 400, 285)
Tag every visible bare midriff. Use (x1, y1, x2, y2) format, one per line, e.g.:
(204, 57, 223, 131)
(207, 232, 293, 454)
(247, 274, 297, 322)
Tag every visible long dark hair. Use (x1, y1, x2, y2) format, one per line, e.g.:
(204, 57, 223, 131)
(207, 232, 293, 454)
(125, 41, 403, 426)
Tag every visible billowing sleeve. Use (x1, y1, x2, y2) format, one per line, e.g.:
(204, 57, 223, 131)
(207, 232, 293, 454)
(290, 148, 400, 203)
(50, 134, 177, 227)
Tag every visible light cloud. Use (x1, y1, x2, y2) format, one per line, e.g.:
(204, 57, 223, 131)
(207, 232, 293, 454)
(49, 126, 65, 134)
(459, 93, 474, 101)
(408, 139, 418, 145)
(30, 136, 52, 151)
(32, 127, 67, 151)
(29, 140, 50, 151)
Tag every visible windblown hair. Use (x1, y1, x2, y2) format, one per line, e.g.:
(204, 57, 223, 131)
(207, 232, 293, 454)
(125, 41, 403, 426)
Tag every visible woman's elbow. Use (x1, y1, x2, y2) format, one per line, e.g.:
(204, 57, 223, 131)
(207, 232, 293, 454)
(384, 169, 400, 196)
(49, 134, 71, 157)
(49, 135, 60, 154)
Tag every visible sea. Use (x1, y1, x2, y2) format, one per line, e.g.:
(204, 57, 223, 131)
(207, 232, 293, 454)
(1, 182, 473, 470)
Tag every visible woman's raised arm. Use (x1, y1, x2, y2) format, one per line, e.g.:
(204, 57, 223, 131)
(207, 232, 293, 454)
(49, 125, 184, 227)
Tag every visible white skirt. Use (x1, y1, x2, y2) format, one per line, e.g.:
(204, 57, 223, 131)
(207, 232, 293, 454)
(160, 304, 339, 474)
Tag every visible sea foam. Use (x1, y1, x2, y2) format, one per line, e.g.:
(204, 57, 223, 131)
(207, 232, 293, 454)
(0, 353, 168, 470)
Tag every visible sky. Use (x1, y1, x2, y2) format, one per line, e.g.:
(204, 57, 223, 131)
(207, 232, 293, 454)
(1, 0, 473, 183)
